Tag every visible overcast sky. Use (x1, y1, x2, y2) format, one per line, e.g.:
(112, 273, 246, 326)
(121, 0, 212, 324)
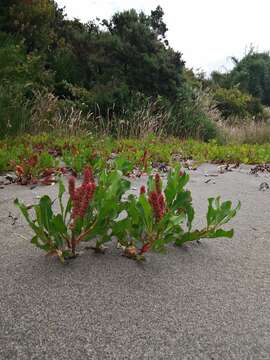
(56, 0, 270, 74)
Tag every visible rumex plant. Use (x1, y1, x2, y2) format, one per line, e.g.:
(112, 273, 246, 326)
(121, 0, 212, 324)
(15, 165, 240, 263)
(10, 152, 60, 185)
(11, 154, 39, 184)
(62, 146, 106, 176)
(114, 167, 240, 259)
(15, 166, 130, 261)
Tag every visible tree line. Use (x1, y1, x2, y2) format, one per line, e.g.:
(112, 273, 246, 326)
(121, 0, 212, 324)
(1, 0, 270, 139)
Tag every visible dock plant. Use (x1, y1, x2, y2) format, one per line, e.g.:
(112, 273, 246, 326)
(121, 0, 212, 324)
(15, 167, 130, 261)
(15, 165, 240, 263)
(114, 167, 240, 259)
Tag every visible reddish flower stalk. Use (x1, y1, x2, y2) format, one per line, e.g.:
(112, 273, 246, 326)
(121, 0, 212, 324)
(155, 173, 162, 194)
(68, 167, 96, 223)
(68, 176, 76, 199)
(146, 173, 165, 222)
(148, 191, 165, 222)
(15, 165, 24, 176)
(140, 185, 146, 195)
(179, 169, 185, 177)
(27, 155, 38, 167)
(140, 243, 151, 254)
(78, 183, 95, 218)
(83, 166, 94, 184)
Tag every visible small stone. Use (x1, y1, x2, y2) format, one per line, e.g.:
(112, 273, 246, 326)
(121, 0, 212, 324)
(5, 174, 16, 182)
(218, 165, 226, 174)
(259, 182, 269, 191)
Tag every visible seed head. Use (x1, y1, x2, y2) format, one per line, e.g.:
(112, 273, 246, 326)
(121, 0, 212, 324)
(140, 185, 146, 195)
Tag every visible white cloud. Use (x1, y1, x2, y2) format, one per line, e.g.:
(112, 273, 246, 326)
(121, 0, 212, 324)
(56, 0, 270, 73)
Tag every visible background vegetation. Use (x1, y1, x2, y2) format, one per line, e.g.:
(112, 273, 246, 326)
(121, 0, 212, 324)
(1, 1, 270, 143)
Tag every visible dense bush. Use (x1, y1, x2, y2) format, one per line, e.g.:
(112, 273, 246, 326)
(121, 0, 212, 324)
(229, 51, 270, 107)
(213, 87, 264, 122)
(210, 51, 270, 122)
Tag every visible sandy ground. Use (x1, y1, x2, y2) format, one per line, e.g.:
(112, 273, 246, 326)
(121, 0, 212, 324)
(0, 164, 270, 360)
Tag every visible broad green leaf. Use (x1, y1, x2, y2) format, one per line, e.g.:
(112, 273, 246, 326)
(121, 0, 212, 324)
(39, 196, 53, 232)
(58, 179, 65, 216)
(64, 198, 72, 222)
(206, 229, 234, 239)
(51, 214, 67, 234)
(138, 194, 153, 231)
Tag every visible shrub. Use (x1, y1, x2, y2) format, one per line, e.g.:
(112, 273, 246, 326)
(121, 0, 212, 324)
(213, 87, 264, 122)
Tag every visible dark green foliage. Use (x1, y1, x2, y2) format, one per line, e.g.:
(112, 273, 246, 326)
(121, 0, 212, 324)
(102, 9, 184, 100)
(0, 0, 64, 53)
(0, 32, 53, 137)
(210, 50, 270, 119)
(1, 0, 206, 139)
(229, 51, 270, 106)
(213, 87, 264, 121)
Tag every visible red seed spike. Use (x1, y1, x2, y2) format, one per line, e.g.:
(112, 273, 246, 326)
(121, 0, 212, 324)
(83, 166, 94, 184)
(179, 169, 185, 177)
(140, 185, 146, 195)
(155, 173, 162, 194)
(68, 176, 76, 200)
(140, 243, 151, 254)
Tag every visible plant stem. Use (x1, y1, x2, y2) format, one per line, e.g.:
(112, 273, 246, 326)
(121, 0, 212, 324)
(75, 218, 98, 245)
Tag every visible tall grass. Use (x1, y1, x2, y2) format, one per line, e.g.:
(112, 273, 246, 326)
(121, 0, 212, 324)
(219, 121, 270, 144)
(89, 99, 168, 138)
(3, 88, 270, 145)
(21, 93, 170, 139)
(0, 85, 32, 138)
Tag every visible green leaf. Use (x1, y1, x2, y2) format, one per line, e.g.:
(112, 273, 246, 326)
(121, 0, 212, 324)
(64, 198, 72, 222)
(51, 214, 67, 234)
(112, 218, 130, 241)
(115, 156, 133, 175)
(206, 229, 234, 238)
(175, 230, 202, 245)
(58, 179, 65, 216)
(39, 196, 53, 232)
(14, 199, 48, 244)
(207, 197, 215, 227)
(138, 194, 153, 231)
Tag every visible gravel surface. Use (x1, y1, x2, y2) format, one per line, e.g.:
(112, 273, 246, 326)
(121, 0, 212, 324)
(1, 164, 270, 359)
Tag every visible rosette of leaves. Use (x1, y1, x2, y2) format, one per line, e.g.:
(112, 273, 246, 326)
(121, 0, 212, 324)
(113, 166, 240, 259)
(15, 167, 130, 262)
(62, 146, 106, 176)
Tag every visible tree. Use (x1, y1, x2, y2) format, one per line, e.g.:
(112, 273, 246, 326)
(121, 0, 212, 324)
(102, 8, 185, 100)
(0, 0, 65, 53)
(211, 50, 270, 107)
